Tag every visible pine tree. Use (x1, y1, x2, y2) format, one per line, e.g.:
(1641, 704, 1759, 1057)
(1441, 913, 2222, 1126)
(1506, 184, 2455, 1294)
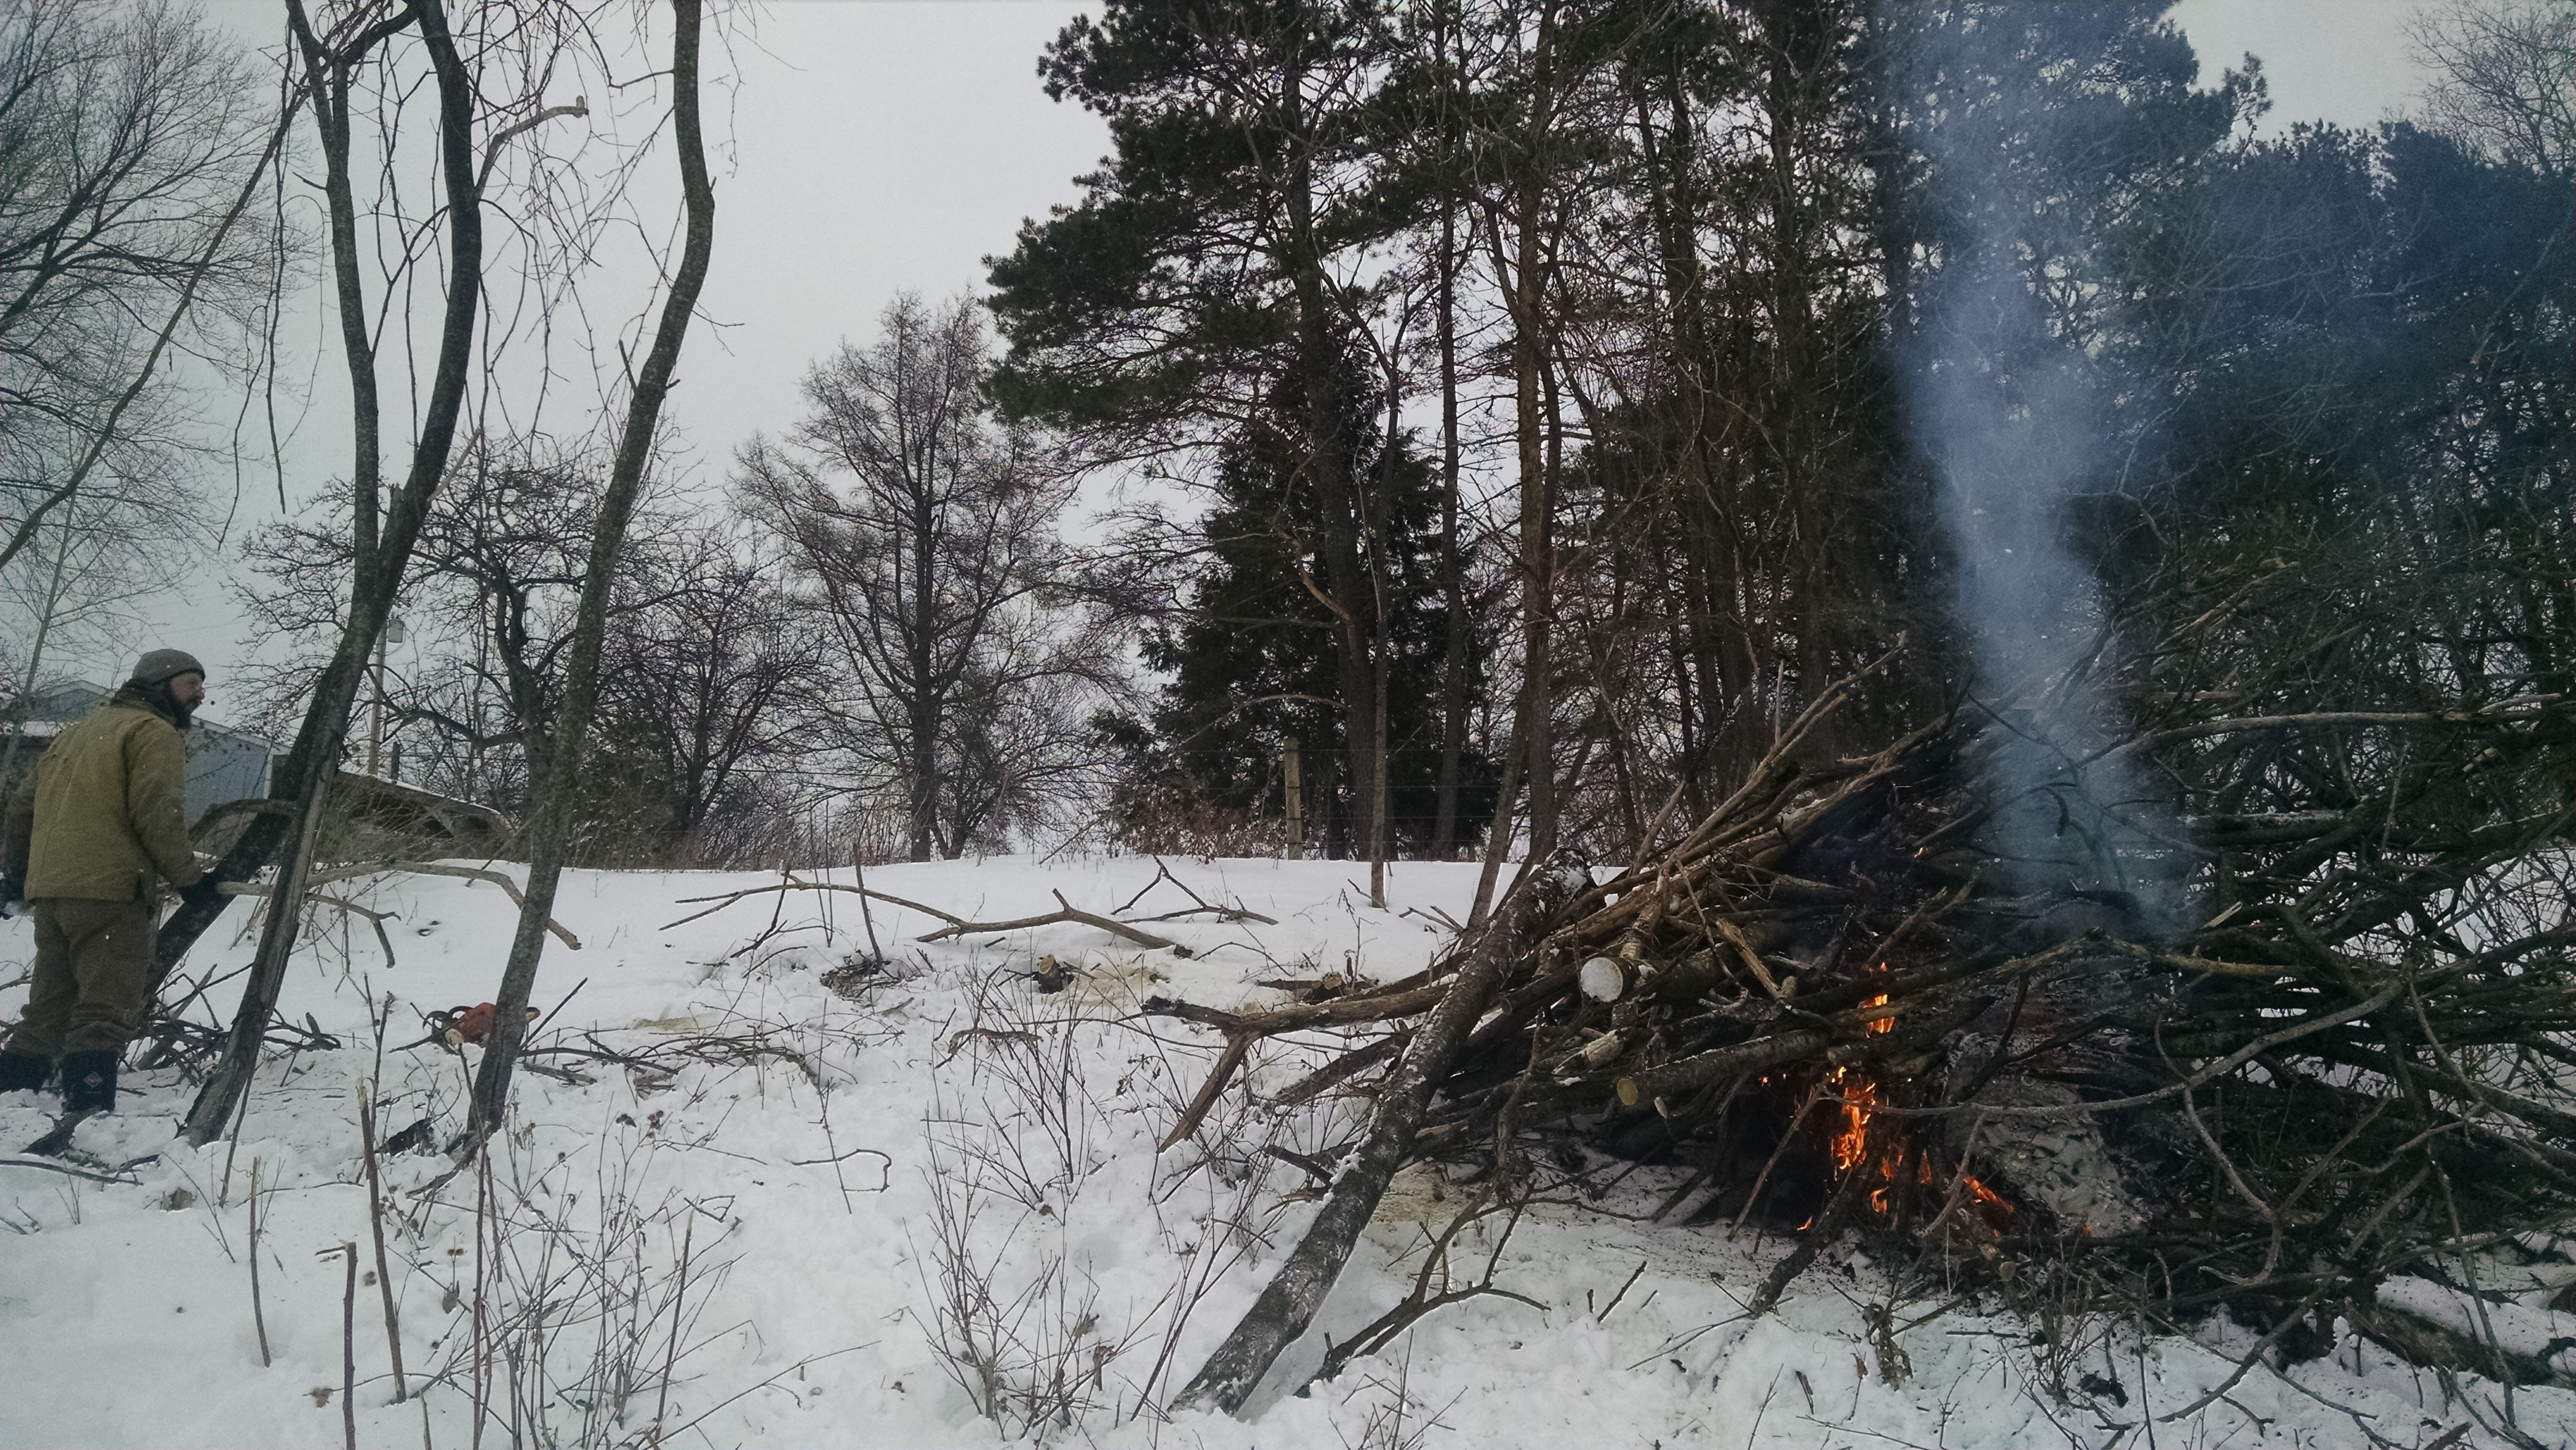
(1097, 358, 1496, 856)
(989, 0, 1416, 867)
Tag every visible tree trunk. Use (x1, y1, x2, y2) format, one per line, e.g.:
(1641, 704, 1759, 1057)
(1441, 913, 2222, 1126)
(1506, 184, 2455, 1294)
(463, 0, 715, 1149)
(1510, 4, 1560, 860)
(309, 35, 383, 593)
(1432, 193, 1467, 859)
(1281, 44, 1384, 893)
(0, 513, 76, 793)
(1466, 701, 1525, 931)
(909, 455, 940, 861)
(179, 0, 486, 1145)
(909, 694, 939, 863)
(1430, 12, 1468, 862)
(1758, 0, 1835, 743)
(1629, 48, 1756, 808)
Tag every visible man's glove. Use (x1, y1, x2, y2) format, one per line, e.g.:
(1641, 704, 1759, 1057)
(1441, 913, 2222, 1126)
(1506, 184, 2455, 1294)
(178, 875, 225, 910)
(0, 872, 23, 918)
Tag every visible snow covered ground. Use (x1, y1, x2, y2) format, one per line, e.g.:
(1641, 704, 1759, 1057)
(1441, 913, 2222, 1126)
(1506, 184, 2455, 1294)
(3, 856, 2568, 1449)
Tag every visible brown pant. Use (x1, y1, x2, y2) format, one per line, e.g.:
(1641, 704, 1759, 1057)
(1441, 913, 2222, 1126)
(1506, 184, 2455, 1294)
(10, 898, 156, 1057)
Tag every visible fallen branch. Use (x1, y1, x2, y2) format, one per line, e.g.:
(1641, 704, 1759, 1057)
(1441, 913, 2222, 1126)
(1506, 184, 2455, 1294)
(1262, 1141, 1354, 1186)
(1117, 857, 1280, 925)
(1159, 1032, 1252, 1151)
(918, 890, 1189, 955)
(1128, 903, 1280, 926)
(0, 1155, 140, 1184)
(1866, 982, 2406, 1121)
(1173, 860, 1576, 1414)
(524, 1027, 822, 1089)
(1268, 1031, 1411, 1108)
(662, 874, 963, 933)
(2106, 695, 2564, 763)
(1140, 981, 1445, 1037)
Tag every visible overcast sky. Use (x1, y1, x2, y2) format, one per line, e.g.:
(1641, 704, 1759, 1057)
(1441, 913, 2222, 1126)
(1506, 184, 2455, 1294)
(67, 0, 2444, 707)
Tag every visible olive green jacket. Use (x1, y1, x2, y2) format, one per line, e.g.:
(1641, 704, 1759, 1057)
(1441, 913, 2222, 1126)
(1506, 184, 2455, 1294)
(1, 692, 203, 901)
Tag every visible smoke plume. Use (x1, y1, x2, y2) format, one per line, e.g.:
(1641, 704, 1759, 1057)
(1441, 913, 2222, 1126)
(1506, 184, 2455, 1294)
(1890, 10, 2185, 932)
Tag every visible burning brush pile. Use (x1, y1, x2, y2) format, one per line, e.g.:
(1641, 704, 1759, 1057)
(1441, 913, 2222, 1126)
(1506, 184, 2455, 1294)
(1156, 677, 2575, 1412)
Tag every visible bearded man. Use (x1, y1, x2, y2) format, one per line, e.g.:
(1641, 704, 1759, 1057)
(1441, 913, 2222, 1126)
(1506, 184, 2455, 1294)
(0, 649, 218, 1114)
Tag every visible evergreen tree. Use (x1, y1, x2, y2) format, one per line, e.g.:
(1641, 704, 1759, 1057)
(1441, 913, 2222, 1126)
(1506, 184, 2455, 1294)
(1097, 358, 1496, 856)
(989, 0, 1416, 867)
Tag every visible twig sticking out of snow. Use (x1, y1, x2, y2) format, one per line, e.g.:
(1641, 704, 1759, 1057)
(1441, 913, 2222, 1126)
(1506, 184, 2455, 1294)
(214, 883, 400, 962)
(1309, 1196, 1544, 1387)
(0, 1155, 137, 1185)
(330, 1241, 357, 1449)
(357, 1084, 407, 1402)
(650, 1209, 695, 1442)
(246, 1159, 270, 1368)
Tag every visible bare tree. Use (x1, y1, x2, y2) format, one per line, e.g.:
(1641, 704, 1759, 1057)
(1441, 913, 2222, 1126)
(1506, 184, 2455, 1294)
(0, 479, 208, 799)
(238, 450, 813, 865)
(597, 534, 815, 863)
(739, 292, 1102, 861)
(2, 462, 205, 683)
(465, 0, 717, 1147)
(2411, 0, 2576, 174)
(381, 436, 713, 805)
(0, 0, 289, 568)
(177, 0, 595, 1145)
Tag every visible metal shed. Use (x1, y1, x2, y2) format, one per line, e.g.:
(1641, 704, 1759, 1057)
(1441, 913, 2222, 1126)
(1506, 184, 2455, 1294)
(1, 680, 280, 826)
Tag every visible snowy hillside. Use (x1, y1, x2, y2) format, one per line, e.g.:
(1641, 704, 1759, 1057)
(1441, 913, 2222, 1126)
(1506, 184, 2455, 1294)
(4, 856, 2568, 1449)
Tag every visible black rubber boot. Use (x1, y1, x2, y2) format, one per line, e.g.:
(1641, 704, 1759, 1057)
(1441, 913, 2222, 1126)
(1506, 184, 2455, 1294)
(58, 1050, 116, 1115)
(0, 1052, 50, 1092)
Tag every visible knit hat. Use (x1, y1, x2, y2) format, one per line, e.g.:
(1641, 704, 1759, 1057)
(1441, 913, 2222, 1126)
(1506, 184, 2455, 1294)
(130, 648, 205, 686)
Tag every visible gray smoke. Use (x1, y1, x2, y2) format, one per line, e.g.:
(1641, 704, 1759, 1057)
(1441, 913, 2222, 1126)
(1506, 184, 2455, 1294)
(1894, 15, 2183, 932)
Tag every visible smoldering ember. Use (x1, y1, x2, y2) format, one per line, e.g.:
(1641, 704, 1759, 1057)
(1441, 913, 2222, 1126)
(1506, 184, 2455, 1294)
(1, 2, 2568, 1448)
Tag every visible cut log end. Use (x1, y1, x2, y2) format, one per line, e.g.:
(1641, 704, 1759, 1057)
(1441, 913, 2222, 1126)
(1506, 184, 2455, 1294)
(1580, 956, 1626, 1002)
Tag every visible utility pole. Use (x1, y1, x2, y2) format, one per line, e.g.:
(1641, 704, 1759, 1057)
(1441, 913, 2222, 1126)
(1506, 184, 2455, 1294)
(1281, 736, 1304, 860)
(366, 615, 404, 777)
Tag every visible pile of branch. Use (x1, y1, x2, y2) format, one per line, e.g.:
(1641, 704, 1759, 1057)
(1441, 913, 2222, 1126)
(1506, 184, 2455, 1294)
(520, 1025, 825, 1090)
(131, 1007, 340, 1076)
(1161, 684, 2575, 1412)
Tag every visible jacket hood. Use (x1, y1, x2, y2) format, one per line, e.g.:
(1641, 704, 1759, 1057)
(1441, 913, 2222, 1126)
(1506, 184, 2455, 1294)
(111, 680, 194, 732)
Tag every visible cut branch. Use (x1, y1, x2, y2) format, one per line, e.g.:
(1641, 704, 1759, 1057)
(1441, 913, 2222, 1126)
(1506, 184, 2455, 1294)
(917, 891, 1188, 954)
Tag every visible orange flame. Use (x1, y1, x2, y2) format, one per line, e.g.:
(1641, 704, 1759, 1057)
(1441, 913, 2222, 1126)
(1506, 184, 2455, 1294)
(1819, 1061, 2020, 1231)
(1869, 1151, 1899, 1213)
(1924, 1172, 2012, 1237)
(1828, 1068, 1878, 1172)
